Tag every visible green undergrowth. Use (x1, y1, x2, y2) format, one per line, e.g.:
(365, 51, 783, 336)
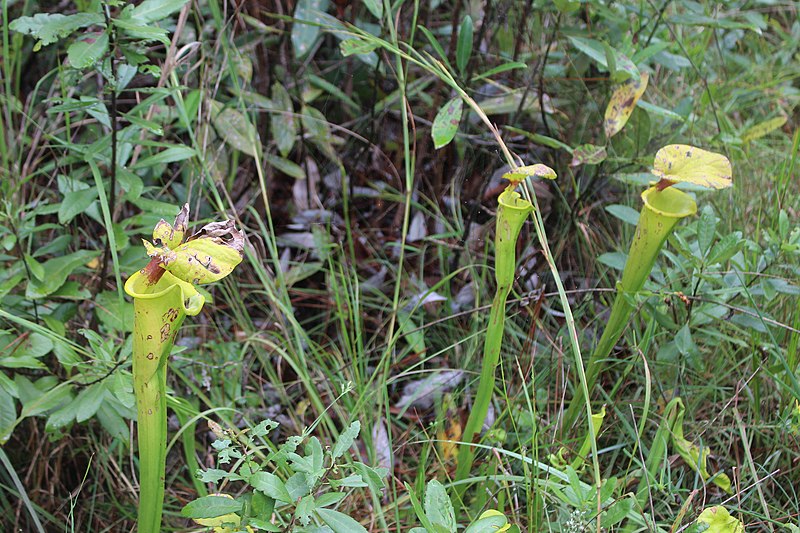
(0, 0, 798, 531)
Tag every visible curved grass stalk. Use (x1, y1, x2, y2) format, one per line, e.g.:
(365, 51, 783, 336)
(454, 189, 532, 487)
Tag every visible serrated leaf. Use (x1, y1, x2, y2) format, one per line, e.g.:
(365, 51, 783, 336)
(181, 495, 242, 519)
(9, 13, 104, 48)
(570, 144, 607, 166)
(271, 82, 297, 157)
(431, 97, 463, 149)
(292, 0, 330, 58)
(605, 72, 649, 138)
(211, 101, 260, 157)
(59, 188, 98, 224)
(315, 508, 368, 533)
(67, 31, 108, 69)
(424, 480, 456, 531)
(456, 15, 473, 75)
(332, 421, 360, 460)
(339, 38, 379, 57)
(651, 145, 732, 189)
(130, 0, 189, 23)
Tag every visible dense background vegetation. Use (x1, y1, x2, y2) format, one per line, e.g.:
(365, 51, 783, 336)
(0, 0, 798, 531)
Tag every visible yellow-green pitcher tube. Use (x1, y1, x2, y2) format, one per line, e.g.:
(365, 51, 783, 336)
(455, 189, 532, 489)
(125, 271, 204, 533)
(564, 187, 697, 429)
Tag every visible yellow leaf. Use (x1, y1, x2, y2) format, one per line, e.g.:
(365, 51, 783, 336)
(604, 72, 649, 138)
(437, 417, 462, 462)
(651, 144, 732, 189)
(477, 510, 511, 532)
(741, 116, 787, 143)
(161, 220, 244, 285)
(503, 163, 557, 183)
(696, 506, 744, 533)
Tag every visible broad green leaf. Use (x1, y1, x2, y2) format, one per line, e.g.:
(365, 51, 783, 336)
(741, 116, 787, 143)
(74, 383, 108, 423)
(181, 494, 243, 520)
(130, 0, 190, 23)
(0, 387, 17, 444)
(19, 380, 73, 418)
(605, 204, 640, 226)
(424, 480, 456, 531)
(571, 144, 607, 166)
(362, 0, 383, 19)
(339, 38, 379, 57)
(331, 421, 360, 460)
(315, 508, 368, 533)
(9, 13, 104, 49)
(266, 153, 305, 180)
(503, 163, 557, 182)
(95, 291, 134, 332)
(249, 472, 293, 504)
(431, 97, 463, 149)
(26, 250, 100, 299)
(696, 506, 744, 533)
(67, 32, 108, 69)
(567, 36, 611, 71)
(295, 494, 315, 526)
(464, 513, 508, 533)
(135, 145, 196, 168)
(271, 82, 297, 157)
(211, 101, 260, 157)
(292, 0, 330, 58)
(605, 72, 649, 138)
(456, 15, 473, 75)
(553, 0, 580, 13)
(636, 100, 686, 122)
(59, 188, 98, 224)
(23, 254, 45, 281)
(651, 145, 732, 189)
(301, 105, 337, 162)
(112, 18, 169, 45)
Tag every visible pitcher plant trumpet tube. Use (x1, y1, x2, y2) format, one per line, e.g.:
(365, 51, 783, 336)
(125, 204, 244, 533)
(454, 186, 533, 486)
(564, 145, 731, 429)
